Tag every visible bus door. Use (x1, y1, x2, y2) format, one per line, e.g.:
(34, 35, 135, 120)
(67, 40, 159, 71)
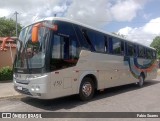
(50, 34, 79, 95)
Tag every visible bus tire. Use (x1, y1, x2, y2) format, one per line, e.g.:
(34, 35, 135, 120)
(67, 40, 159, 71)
(79, 77, 95, 101)
(138, 75, 144, 87)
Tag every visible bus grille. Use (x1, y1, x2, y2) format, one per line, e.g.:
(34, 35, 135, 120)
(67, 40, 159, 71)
(15, 78, 29, 85)
(14, 86, 32, 96)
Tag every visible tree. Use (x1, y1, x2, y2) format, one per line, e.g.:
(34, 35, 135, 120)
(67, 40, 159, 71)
(150, 36, 160, 59)
(0, 17, 22, 37)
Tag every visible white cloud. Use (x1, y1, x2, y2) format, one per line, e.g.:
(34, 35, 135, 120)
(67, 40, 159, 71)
(110, 0, 146, 21)
(0, 0, 153, 47)
(143, 18, 160, 34)
(0, 0, 62, 25)
(0, 0, 150, 28)
(53, 5, 67, 13)
(117, 27, 133, 35)
(143, 13, 152, 20)
(0, 9, 10, 17)
(64, 0, 150, 27)
(118, 17, 160, 46)
(65, 0, 112, 27)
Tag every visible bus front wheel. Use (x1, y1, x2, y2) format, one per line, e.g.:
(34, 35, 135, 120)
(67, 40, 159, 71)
(79, 77, 95, 101)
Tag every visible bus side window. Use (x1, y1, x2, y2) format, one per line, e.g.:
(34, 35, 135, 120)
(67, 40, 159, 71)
(70, 39, 78, 59)
(138, 45, 145, 58)
(134, 45, 137, 57)
(56, 21, 80, 59)
(95, 32, 105, 53)
(86, 30, 105, 53)
(51, 35, 69, 59)
(121, 41, 124, 55)
(108, 37, 112, 54)
(50, 21, 81, 71)
(73, 25, 91, 50)
(81, 29, 95, 51)
(124, 42, 128, 56)
(112, 38, 121, 55)
(146, 49, 152, 59)
(105, 36, 108, 53)
(127, 43, 134, 57)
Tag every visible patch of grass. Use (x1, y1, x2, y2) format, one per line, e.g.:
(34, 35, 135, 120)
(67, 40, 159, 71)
(0, 66, 13, 81)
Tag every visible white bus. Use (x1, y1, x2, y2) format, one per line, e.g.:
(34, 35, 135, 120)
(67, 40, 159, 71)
(13, 17, 157, 101)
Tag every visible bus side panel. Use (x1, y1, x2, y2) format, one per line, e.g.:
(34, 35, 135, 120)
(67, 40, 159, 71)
(77, 51, 137, 90)
(125, 57, 157, 81)
(49, 67, 79, 99)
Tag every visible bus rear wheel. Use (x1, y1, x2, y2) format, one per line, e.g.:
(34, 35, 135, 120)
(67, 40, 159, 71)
(138, 75, 144, 87)
(79, 77, 95, 101)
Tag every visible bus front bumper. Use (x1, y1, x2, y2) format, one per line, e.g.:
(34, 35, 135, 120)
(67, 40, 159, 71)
(13, 74, 51, 99)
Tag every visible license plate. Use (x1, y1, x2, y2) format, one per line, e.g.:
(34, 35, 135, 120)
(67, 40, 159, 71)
(17, 86, 22, 90)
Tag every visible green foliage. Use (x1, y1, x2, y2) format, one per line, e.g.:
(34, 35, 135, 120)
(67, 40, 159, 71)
(0, 17, 22, 37)
(150, 36, 160, 59)
(0, 66, 13, 81)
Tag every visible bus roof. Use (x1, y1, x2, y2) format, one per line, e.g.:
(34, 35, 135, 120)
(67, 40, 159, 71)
(23, 17, 156, 51)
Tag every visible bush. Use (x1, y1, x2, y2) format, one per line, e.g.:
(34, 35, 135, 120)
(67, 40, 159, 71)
(0, 66, 13, 81)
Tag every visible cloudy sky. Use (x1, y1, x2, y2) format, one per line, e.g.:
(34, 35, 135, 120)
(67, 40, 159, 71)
(0, 0, 160, 46)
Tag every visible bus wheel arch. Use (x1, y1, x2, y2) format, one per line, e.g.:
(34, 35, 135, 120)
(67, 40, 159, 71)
(85, 74, 98, 90)
(79, 74, 97, 101)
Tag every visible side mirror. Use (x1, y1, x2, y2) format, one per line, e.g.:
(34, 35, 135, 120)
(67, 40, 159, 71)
(32, 23, 42, 43)
(31, 22, 58, 43)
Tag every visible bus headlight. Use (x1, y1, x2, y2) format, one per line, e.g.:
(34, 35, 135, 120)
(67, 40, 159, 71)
(35, 85, 40, 91)
(31, 87, 35, 91)
(31, 85, 40, 92)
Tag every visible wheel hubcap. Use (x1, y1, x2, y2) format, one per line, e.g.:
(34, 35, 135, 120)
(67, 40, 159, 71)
(82, 82, 92, 97)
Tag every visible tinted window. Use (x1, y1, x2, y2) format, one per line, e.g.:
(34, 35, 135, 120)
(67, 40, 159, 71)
(105, 36, 109, 53)
(74, 25, 91, 50)
(50, 21, 79, 71)
(52, 35, 62, 59)
(121, 41, 124, 55)
(146, 49, 153, 59)
(81, 29, 95, 51)
(112, 38, 121, 54)
(109, 37, 112, 53)
(138, 46, 145, 58)
(70, 39, 78, 59)
(134, 45, 137, 57)
(127, 43, 134, 56)
(86, 30, 105, 52)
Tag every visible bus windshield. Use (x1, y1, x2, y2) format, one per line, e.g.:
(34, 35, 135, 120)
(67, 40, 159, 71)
(15, 21, 50, 69)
